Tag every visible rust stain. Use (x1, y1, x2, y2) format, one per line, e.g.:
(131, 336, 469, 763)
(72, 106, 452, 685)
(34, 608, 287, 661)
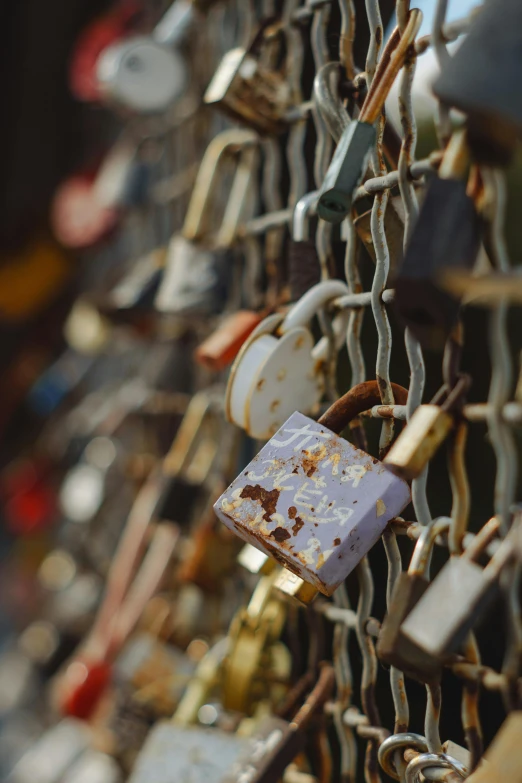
(300, 453, 317, 476)
(270, 399, 280, 413)
(333, 537, 341, 546)
(288, 506, 297, 519)
(277, 369, 286, 381)
(256, 378, 265, 391)
(271, 526, 291, 542)
(240, 484, 280, 522)
(292, 516, 304, 536)
(294, 336, 305, 350)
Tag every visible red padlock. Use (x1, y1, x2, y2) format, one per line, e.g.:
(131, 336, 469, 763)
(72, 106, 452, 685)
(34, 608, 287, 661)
(195, 310, 266, 372)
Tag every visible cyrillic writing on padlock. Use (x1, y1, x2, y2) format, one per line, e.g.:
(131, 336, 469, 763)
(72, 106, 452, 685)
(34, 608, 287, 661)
(214, 411, 410, 595)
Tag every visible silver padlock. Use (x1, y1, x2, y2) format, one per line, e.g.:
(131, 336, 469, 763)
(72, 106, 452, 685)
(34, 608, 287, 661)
(95, 0, 205, 114)
(128, 723, 252, 783)
(215, 391, 410, 596)
(401, 522, 517, 664)
(155, 129, 258, 315)
(225, 280, 350, 440)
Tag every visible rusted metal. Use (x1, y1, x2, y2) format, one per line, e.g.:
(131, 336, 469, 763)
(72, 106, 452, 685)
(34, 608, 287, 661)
(318, 380, 408, 434)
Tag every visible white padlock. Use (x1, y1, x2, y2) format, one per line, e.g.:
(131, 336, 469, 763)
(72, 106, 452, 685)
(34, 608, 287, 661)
(225, 279, 350, 440)
(96, 36, 187, 113)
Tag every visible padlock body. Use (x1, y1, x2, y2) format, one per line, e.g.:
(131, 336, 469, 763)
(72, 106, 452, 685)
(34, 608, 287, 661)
(401, 557, 500, 660)
(317, 121, 376, 223)
(155, 235, 230, 315)
(466, 712, 522, 783)
(204, 48, 290, 134)
(214, 412, 410, 595)
(195, 310, 264, 371)
(377, 572, 442, 683)
(384, 404, 453, 481)
(128, 723, 251, 783)
(433, 0, 522, 133)
(394, 178, 480, 350)
(97, 37, 187, 113)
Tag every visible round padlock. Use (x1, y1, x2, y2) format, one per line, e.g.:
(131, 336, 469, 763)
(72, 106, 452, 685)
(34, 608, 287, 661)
(96, 36, 187, 113)
(51, 175, 118, 249)
(225, 280, 350, 440)
(69, 2, 143, 102)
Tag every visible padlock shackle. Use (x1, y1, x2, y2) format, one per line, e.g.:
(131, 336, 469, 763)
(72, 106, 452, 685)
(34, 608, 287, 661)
(314, 62, 350, 144)
(408, 517, 451, 577)
(318, 380, 408, 434)
(360, 9, 422, 125)
(405, 752, 468, 783)
(182, 129, 258, 242)
(438, 128, 471, 181)
(153, 0, 196, 47)
(280, 280, 349, 334)
(292, 190, 319, 241)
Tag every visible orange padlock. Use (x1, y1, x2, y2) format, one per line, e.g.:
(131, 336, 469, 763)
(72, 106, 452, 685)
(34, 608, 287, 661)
(195, 310, 265, 372)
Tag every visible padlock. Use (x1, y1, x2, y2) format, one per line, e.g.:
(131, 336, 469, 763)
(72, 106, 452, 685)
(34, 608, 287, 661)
(384, 375, 471, 481)
(6, 719, 91, 783)
(433, 0, 522, 166)
(462, 712, 522, 783)
(222, 573, 290, 714)
(288, 190, 321, 301)
(215, 381, 411, 596)
(377, 517, 451, 683)
(393, 129, 482, 351)
(204, 20, 292, 135)
(155, 129, 258, 316)
(128, 722, 252, 783)
(399, 521, 517, 670)
(317, 10, 422, 223)
(225, 279, 350, 440)
(95, 0, 196, 114)
(195, 310, 266, 372)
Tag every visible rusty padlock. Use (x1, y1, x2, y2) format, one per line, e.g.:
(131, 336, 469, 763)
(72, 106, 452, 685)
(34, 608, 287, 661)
(204, 19, 292, 135)
(400, 520, 517, 670)
(377, 516, 451, 683)
(215, 381, 410, 596)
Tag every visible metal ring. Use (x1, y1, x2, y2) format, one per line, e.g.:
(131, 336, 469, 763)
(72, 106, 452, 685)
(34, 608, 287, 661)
(405, 752, 468, 783)
(378, 733, 429, 780)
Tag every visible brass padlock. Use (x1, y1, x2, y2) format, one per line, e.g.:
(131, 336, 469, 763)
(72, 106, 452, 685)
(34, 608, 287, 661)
(384, 375, 471, 481)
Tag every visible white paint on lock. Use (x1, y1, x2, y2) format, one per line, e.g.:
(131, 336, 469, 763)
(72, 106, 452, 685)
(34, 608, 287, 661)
(226, 280, 350, 439)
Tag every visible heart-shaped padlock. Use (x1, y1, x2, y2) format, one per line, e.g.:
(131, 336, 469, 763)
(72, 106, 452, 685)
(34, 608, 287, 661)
(225, 280, 350, 440)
